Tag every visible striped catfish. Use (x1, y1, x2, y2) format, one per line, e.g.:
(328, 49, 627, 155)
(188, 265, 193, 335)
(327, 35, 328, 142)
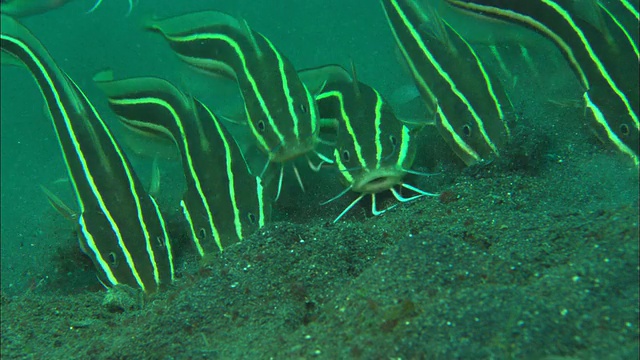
(94, 74, 275, 257)
(300, 64, 438, 223)
(0, 14, 174, 293)
(143, 11, 321, 188)
(381, 0, 513, 166)
(445, 0, 639, 166)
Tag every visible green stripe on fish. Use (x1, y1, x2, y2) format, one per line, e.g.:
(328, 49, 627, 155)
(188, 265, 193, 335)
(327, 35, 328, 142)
(380, 0, 512, 166)
(301, 64, 438, 223)
(1, 14, 174, 293)
(94, 75, 275, 256)
(143, 10, 319, 164)
(445, 0, 639, 166)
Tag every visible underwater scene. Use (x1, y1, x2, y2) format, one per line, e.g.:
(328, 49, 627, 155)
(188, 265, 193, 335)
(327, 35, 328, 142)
(1, 0, 638, 358)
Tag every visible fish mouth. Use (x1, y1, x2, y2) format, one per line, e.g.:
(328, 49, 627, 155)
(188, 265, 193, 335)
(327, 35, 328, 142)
(350, 167, 406, 194)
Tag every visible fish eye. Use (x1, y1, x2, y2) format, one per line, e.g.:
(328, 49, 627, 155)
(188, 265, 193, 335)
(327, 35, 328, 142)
(620, 123, 630, 136)
(300, 103, 308, 114)
(389, 135, 397, 147)
(198, 228, 207, 240)
(342, 149, 351, 162)
(108, 252, 118, 267)
(247, 212, 257, 224)
(462, 124, 472, 137)
(257, 120, 266, 132)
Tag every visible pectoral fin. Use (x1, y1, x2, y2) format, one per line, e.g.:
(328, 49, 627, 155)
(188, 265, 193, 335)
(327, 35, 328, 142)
(39, 184, 77, 222)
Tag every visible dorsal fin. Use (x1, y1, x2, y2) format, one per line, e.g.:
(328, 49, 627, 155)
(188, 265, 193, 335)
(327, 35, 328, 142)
(241, 18, 262, 57)
(297, 64, 351, 96)
(418, 1, 456, 56)
(571, 0, 611, 41)
(1, 50, 24, 67)
(349, 59, 361, 98)
(149, 155, 161, 196)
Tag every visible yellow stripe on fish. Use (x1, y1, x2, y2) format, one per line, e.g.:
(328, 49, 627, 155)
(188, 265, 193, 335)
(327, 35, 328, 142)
(380, 0, 513, 166)
(445, 0, 639, 166)
(143, 10, 319, 165)
(300, 64, 438, 223)
(1, 14, 174, 293)
(94, 75, 275, 256)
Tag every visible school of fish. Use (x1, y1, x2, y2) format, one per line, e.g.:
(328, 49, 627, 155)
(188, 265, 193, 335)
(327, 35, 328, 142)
(1, 0, 637, 294)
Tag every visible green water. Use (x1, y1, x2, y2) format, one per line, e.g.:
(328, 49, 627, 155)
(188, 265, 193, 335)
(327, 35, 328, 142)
(1, 1, 638, 358)
(0, 0, 405, 293)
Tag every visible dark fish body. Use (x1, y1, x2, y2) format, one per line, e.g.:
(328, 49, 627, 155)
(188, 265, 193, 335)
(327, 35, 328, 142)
(95, 76, 274, 256)
(300, 64, 435, 223)
(144, 11, 319, 164)
(446, 0, 639, 166)
(1, 14, 174, 293)
(310, 66, 416, 193)
(381, 0, 512, 165)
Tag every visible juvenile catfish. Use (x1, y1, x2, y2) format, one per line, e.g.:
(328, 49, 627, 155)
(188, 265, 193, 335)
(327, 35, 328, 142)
(144, 10, 321, 194)
(94, 74, 275, 257)
(300, 64, 438, 223)
(445, 0, 639, 166)
(381, 0, 513, 166)
(1, 14, 174, 293)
